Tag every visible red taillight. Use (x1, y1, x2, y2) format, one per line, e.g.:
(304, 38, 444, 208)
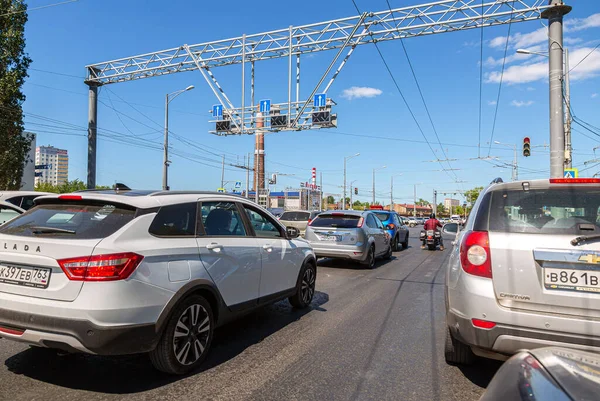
(58, 252, 143, 281)
(58, 195, 82, 200)
(550, 178, 600, 184)
(0, 326, 24, 336)
(387, 223, 395, 230)
(460, 230, 492, 278)
(471, 318, 496, 329)
(357, 217, 364, 227)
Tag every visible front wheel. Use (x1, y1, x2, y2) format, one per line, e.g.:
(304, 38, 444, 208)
(289, 262, 316, 308)
(361, 246, 376, 269)
(428, 243, 436, 251)
(150, 295, 214, 375)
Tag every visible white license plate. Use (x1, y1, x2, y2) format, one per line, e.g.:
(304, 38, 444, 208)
(544, 268, 600, 293)
(0, 264, 51, 289)
(322, 235, 339, 242)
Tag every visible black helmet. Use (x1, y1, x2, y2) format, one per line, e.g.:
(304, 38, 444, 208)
(430, 213, 436, 219)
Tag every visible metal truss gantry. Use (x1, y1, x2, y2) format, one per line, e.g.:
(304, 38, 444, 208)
(84, 0, 553, 187)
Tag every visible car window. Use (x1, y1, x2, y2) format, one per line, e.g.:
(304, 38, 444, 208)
(488, 188, 600, 235)
(375, 217, 384, 229)
(149, 203, 197, 237)
(280, 211, 310, 221)
(5, 196, 22, 208)
(201, 201, 247, 236)
(244, 206, 282, 238)
(0, 202, 136, 239)
(311, 214, 361, 228)
(0, 206, 21, 225)
(366, 214, 378, 228)
(20, 195, 38, 211)
(374, 212, 390, 222)
(309, 211, 321, 220)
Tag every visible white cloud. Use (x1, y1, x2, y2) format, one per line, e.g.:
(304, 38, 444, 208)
(487, 100, 497, 106)
(340, 86, 383, 100)
(511, 100, 534, 107)
(566, 13, 600, 32)
(592, 93, 598, 98)
(564, 37, 583, 46)
(568, 46, 600, 81)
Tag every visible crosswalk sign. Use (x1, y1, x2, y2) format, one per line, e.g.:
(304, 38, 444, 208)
(564, 168, 578, 179)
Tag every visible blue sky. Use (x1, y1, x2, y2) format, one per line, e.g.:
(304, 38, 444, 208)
(22, 0, 600, 205)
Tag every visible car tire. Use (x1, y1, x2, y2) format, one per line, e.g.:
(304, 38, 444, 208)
(444, 328, 474, 365)
(383, 243, 392, 260)
(150, 295, 214, 375)
(428, 243, 436, 251)
(361, 245, 376, 269)
(401, 234, 409, 249)
(392, 235, 399, 252)
(289, 261, 316, 309)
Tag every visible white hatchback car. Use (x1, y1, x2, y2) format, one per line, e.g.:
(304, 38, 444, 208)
(0, 190, 316, 374)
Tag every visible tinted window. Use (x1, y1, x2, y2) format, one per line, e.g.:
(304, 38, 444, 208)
(311, 214, 361, 228)
(201, 202, 246, 236)
(280, 211, 310, 221)
(244, 207, 282, 238)
(0, 206, 21, 225)
(375, 217, 384, 229)
(5, 196, 22, 208)
(20, 196, 39, 211)
(489, 188, 600, 235)
(0, 202, 135, 239)
(149, 203, 197, 236)
(366, 214, 378, 228)
(374, 212, 391, 222)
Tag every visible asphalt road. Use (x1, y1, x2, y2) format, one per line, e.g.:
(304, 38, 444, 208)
(0, 228, 502, 401)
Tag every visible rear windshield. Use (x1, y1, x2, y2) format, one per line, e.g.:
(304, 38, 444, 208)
(489, 188, 600, 235)
(374, 212, 391, 222)
(0, 202, 136, 239)
(280, 211, 310, 221)
(311, 215, 361, 228)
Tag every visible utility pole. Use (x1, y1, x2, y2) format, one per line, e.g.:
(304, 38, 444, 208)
(163, 93, 169, 190)
(320, 172, 323, 211)
(86, 83, 98, 189)
(246, 153, 250, 199)
(220, 154, 225, 189)
(512, 144, 518, 182)
(413, 184, 417, 217)
(542, 1, 571, 178)
(433, 189, 437, 216)
(343, 153, 360, 210)
(564, 47, 572, 169)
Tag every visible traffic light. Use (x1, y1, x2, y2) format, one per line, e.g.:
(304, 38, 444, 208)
(354, 187, 358, 195)
(523, 137, 531, 157)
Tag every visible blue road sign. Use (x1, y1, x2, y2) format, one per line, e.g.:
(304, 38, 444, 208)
(212, 105, 223, 118)
(314, 93, 327, 107)
(35, 164, 51, 170)
(259, 99, 271, 113)
(564, 168, 578, 178)
(235, 181, 242, 188)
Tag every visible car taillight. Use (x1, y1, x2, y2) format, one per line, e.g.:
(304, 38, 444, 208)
(58, 252, 143, 281)
(471, 318, 496, 329)
(58, 195, 82, 200)
(460, 230, 492, 278)
(357, 217, 364, 228)
(550, 178, 600, 184)
(387, 223, 395, 230)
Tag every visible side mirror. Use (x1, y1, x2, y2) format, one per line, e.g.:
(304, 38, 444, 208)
(442, 223, 459, 235)
(286, 226, 300, 239)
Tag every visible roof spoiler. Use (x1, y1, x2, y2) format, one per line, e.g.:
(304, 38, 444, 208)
(490, 177, 504, 184)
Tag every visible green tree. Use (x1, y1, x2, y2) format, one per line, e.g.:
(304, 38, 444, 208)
(436, 203, 446, 215)
(464, 186, 484, 205)
(417, 198, 430, 206)
(326, 195, 335, 204)
(0, 1, 32, 189)
(35, 179, 111, 194)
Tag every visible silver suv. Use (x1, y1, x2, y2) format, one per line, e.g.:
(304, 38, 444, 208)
(445, 178, 600, 365)
(0, 190, 316, 374)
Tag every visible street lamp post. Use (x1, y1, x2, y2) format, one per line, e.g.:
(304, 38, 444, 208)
(494, 141, 518, 181)
(343, 153, 360, 210)
(390, 174, 403, 212)
(163, 85, 195, 190)
(372, 165, 386, 205)
(349, 179, 358, 210)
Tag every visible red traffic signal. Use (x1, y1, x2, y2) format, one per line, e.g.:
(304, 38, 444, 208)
(523, 137, 531, 157)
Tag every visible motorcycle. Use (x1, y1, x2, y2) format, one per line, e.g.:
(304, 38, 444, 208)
(420, 229, 441, 250)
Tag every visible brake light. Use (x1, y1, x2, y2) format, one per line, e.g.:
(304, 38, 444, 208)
(460, 231, 492, 278)
(58, 252, 143, 281)
(471, 318, 496, 329)
(0, 326, 24, 336)
(357, 217, 364, 228)
(550, 178, 600, 184)
(387, 223, 395, 230)
(58, 195, 82, 200)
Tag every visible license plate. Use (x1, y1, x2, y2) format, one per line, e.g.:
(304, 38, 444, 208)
(544, 268, 600, 293)
(323, 235, 339, 242)
(0, 264, 51, 289)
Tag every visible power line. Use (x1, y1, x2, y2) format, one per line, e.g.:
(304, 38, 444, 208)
(477, 0, 484, 159)
(0, 0, 79, 18)
(487, 5, 515, 156)
(568, 42, 600, 74)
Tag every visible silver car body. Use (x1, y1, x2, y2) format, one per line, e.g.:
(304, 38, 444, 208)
(446, 178, 600, 361)
(0, 191, 52, 211)
(304, 210, 390, 262)
(0, 201, 24, 225)
(0, 191, 314, 356)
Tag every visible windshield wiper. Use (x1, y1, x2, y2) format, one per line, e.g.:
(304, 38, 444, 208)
(571, 234, 600, 246)
(30, 226, 76, 235)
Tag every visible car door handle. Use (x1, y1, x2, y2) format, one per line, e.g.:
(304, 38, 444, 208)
(206, 242, 223, 251)
(262, 244, 273, 253)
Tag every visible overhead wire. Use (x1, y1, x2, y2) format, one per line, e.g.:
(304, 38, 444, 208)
(568, 42, 600, 74)
(477, 0, 484, 159)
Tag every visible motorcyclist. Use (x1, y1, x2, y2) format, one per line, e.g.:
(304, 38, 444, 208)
(422, 213, 444, 250)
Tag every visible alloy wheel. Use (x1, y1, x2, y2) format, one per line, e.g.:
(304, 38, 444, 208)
(173, 304, 211, 366)
(301, 266, 316, 304)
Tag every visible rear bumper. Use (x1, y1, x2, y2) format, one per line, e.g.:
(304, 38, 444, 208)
(0, 307, 157, 355)
(447, 310, 600, 357)
(308, 243, 368, 261)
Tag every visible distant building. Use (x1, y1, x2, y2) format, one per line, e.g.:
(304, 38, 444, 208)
(20, 132, 36, 190)
(444, 198, 460, 211)
(388, 203, 432, 217)
(34, 146, 68, 186)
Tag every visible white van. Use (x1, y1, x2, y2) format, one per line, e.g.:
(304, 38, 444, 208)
(450, 215, 461, 222)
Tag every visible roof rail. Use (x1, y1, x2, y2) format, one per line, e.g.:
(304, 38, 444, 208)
(490, 177, 504, 184)
(149, 190, 243, 197)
